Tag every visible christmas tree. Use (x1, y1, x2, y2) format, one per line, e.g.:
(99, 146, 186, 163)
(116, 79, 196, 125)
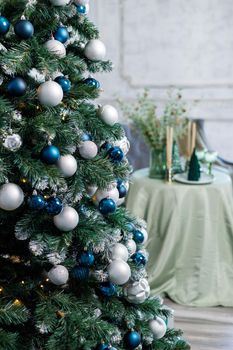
(0, 1, 190, 349)
(188, 149, 201, 181)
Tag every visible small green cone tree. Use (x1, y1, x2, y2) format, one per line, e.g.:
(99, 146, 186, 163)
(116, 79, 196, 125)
(188, 149, 201, 181)
(0, 1, 190, 350)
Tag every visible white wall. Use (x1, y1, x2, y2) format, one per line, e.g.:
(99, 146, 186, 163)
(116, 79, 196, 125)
(89, 0, 233, 160)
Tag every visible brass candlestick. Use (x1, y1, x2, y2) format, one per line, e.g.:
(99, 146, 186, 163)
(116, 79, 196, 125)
(166, 168, 172, 184)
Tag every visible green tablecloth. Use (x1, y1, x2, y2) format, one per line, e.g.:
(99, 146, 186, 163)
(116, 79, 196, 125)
(126, 168, 233, 306)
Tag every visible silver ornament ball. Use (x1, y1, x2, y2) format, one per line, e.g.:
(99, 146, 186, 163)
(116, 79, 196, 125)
(44, 39, 66, 58)
(78, 141, 98, 159)
(38, 81, 63, 107)
(3, 133, 22, 152)
(53, 206, 79, 232)
(98, 104, 119, 126)
(123, 278, 150, 304)
(48, 265, 69, 285)
(57, 155, 78, 177)
(107, 259, 131, 285)
(94, 187, 119, 205)
(49, 0, 70, 6)
(126, 239, 137, 255)
(0, 183, 24, 211)
(149, 317, 167, 340)
(110, 243, 129, 262)
(84, 39, 106, 61)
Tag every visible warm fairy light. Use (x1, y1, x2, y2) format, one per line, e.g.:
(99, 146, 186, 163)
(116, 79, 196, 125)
(0, 287, 3, 293)
(13, 299, 22, 306)
(45, 278, 49, 282)
(40, 284, 44, 289)
(21, 280, 25, 285)
(21, 178, 27, 183)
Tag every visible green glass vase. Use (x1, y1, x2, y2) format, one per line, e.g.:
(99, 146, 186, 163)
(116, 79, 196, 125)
(149, 148, 166, 179)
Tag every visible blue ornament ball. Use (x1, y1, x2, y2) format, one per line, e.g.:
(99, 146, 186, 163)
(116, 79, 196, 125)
(28, 194, 46, 210)
(98, 282, 116, 297)
(55, 75, 71, 92)
(76, 5, 88, 14)
(117, 183, 127, 198)
(99, 198, 116, 215)
(124, 331, 141, 349)
(71, 266, 89, 281)
(84, 77, 100, 89)
(14, 20, 34, 39)
(126, 222, 135, 232)
(46, 196, 63, 215)
(108, 147, 124, 163)
(81, 133, 92, 141)
(100, 142, 112, 152)
(54, 26, 69, 43)
(0, 16, 10, 35)
(132, 252, 147, 266)
(78, 251, 95, 267)
(40, 145, 60, 165)
(7, 77, 27, 97)
(133, 230, 144, 244)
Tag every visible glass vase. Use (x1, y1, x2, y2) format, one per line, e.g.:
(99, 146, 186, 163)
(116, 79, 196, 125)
(149, 148, 166, 179)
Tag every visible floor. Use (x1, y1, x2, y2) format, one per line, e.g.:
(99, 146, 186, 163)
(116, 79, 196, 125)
(165, 299, 233, 350)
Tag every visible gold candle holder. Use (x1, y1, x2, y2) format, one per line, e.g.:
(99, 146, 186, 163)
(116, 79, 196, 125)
(166, 168, 172, 184)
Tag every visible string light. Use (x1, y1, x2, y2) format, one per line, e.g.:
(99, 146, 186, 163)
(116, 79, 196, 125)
(21, 280, 25, 285)
(0, 287, 3, 293)
(40, 284, 44, 289)
(45, 278, 49, 282)
(13, 299, 22, 306)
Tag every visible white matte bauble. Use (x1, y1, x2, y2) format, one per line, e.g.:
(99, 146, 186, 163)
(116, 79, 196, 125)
(84, 39, 106, 61)
(98, 105, 119, 126)
(126, 239, 137, 256)
(123, 278, 150, 304)
(149, 317, 167, 340)
(38, 81, 63, 107)
(110, 243, 129, 262)
(94, 187, 119, 205)
(0, 183, 24, 211)
(48, 265, 69, 285)
(53, 206, 79, 232)
(74, 0, 89, 5)
(57, 155, 77, 177)
(49, 0, 70, 6)
(44, 39, 66, 58)
(78, 141, 98, 159)
(107, 259, 131, 285)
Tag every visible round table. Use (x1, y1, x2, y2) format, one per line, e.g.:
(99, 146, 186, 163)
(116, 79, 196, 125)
(126, 168, 233, 306)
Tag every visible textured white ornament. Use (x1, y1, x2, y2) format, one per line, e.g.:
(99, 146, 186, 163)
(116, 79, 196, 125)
(49, 0, 70, 6)
(149, 317, 167, 340)
(47, 251, 67, 265)
(108, 259, 131, 285)
(29, 240, 45, 256)
(38, 81, 63, 107)
(126, 239, 137, 255)
(110, 243, 129, 262)
(57, 155, 77, 177)
(113, 136, 130, 155)
(85, 184, 98, 197)
(12, 110, 22, 121)
(28, 68, 45, 83)
(3, 133, 22, 152)
(84, 39, 106, 61)
(123, 278, 150, 304)
(0, 183, 24, 211)
(78, 141, 98, 159)
(94, 187, 119, 205)
(44, 39, 66, 58)
(98, 105, 119, 126)
(53, 206, 79, 232)
(37, 322, 49, 334)
(74, 0, 89, 5)
(48, 265, 69, 285)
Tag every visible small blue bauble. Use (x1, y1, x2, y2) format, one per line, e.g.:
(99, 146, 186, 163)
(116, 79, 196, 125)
(133, 230, 144, 244)
(55, 76, 71, 92)
(98, 282, 116, 297)
(7, 77, 27, 97)
(100, 142, 112, 152)
(28, 194, 46, 210)
(95, 344, 109, 350)
(126, 222, 135, 232)
(108, 147, 124, 163)
(84, 77, 100, 89)
(117, 183, 127, 198)
(81, 133, 92, 141)
(125, 331, 141, 349)
(132, 252, 147, 266)
(54, 26, 69, 43)
(71, 266, 89, 281)
(99, 198, 116, 215)
(14, 20, 34, 39)
(76, 5, 88, 14)
(79, 251, 95, 267)
(46, 197, 63, 215)
(0, 16, 10, 35)
(40, 145, 61, 165)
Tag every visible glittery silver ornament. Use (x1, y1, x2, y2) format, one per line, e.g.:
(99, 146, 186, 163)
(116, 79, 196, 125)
(123, 278, 150, 304)
(44, 39, 66, 58)
(149, 317, 167, 339)
(84, 39, 106, 61)
(48, 265, 69, 285)
(3, 133, 22, 152)
(78, 141, 98, 159)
